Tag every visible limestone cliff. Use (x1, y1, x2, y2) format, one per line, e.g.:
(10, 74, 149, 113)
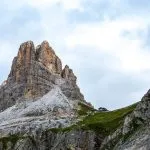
(0, 41, 84, 111)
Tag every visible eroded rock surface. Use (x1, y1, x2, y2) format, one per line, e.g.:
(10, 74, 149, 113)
(0, 41, 84, 111)
(0, 130, 103, 150)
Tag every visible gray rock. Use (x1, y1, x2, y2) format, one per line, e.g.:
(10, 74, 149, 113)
(0, 130, 103, 150)
(0, 41, 85, 111)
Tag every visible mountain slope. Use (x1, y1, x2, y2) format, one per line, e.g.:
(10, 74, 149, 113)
(0, 86, 77, 137)
(0, 102, 138, 150)
(0, 41, 89, 138)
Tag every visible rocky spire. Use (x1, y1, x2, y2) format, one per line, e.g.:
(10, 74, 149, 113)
(8, 41, 35, 83)
(8, 41, 63, 83)
(0, 41, 85, 111)
(36, 41, 62, 74)
(61, 65, 77, 84)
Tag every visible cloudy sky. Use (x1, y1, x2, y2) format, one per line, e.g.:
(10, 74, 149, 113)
(1, 0, 150, 110)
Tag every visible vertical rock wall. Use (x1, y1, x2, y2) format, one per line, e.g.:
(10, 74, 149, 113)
(0, 41, 84, 111)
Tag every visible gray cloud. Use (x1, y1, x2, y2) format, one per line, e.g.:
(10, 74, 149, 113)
(60, 46, 148, 109)
(0, 5, 42, 41)
(1, 0, 150, 110)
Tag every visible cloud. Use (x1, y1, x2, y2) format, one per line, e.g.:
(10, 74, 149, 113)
(4, 0, 83, 11)
(60, 45, 150, 109)
(0, 42, 15, 64)
(1, 0, 150, 110)
(29, 0, 83, 10)
(65, 15, 150, 73)
(0, 6, 41, 41)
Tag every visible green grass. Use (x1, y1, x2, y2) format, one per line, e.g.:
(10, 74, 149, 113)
(77, 102, 95, 116)
(0, 102, 139, 149)
(48, 125, 79, 133)
(0, 134, 37, 149)
(48, 102, 138, 136)
(78, 102, 138, 135)
(0, 134, 24, 149)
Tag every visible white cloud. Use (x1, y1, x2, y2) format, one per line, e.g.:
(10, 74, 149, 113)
(65, 16, 150, 73)
(1, 0, 150, 109)
(29, 0, 83, 10)
(6, 0, 83, 11)
(0, 42, 15, 64)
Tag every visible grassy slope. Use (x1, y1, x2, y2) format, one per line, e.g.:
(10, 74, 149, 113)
(79, 102, 138, 135)
(78, 102, 95, 116)
(49, 102, 138, 136)
(0, 102, 138, 149)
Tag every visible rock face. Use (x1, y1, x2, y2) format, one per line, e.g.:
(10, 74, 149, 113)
(117, 90, 150, 150)
(0, 130, 103, 150)
(100, 90, 150, 150)
(36, 41, 62, 74)
(0, 41, 84, 111)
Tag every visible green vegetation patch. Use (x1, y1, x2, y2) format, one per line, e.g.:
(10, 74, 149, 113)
(78, 102, 95, 116)
(0, 134, 24, 149)
(48, 125, 78, 133)
(79, 102, 138, 135)
(48, 102, 138, 137)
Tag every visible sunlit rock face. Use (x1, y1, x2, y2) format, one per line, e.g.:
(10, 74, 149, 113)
(0, 41, 84, 111)
(9, 41, 35, 83)
(36, 41, 62, 74)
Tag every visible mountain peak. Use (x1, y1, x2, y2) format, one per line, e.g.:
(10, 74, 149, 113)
(0, 41, 84, 111)
(36, 41, 62, 74)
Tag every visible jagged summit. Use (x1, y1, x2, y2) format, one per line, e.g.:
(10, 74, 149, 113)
(0, 41, 84, 111)
(9, 40, 62, 79)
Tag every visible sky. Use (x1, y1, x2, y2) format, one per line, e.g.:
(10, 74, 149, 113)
(1, 0, 150, 110)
